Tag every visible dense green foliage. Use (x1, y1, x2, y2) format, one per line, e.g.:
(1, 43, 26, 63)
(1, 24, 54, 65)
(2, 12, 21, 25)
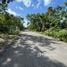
(44, 27, 60, 37)
(0, 2, 24, 34)
(27, 2, 67, 42)
(57, 29, 67, 41)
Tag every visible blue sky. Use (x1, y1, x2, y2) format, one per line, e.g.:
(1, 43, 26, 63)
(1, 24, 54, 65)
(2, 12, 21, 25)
(7, 0, 67, 27)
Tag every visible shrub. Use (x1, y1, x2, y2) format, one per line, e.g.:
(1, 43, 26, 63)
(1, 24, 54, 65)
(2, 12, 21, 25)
(44, 28, 67, 42)
(45, 27, 60, 37)
(14, 29, 20, 35)
(8, 27, 20, 35)
(57, 29, 67, 42)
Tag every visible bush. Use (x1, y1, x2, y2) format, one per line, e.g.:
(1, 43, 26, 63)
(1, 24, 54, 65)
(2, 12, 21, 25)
(14, 29, 20, 35)
(8, 28, 20, 35)
(44, 28, 67, 42)
(44, 27, 60, 37)
(57, 29, 67, 42)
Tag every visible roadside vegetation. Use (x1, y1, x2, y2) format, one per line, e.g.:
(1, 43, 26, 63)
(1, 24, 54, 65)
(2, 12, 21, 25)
(27, 2, 67, 42)
(0, 0, 24, 45)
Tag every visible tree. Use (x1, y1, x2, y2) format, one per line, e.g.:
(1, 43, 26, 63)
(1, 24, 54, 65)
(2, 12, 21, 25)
(27, 1, 67, 32)
(64, 2, 67, 6)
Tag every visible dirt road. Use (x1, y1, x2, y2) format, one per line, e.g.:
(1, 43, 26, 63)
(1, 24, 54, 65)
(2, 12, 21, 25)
(0, 31, 67, 67)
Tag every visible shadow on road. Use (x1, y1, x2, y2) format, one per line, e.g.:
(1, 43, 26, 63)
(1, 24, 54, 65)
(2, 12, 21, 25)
(0, 34, 67, 67)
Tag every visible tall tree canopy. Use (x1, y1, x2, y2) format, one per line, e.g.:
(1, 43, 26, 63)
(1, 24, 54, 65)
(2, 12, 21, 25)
(27, 1, 67, 31)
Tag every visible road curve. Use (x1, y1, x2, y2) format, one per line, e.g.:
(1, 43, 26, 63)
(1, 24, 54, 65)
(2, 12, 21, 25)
(0, 31, 67, 67)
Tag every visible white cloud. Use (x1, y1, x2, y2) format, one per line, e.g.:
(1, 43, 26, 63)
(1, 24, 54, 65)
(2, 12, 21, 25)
(19, 7, 24, 10)
(22, 0, 31, 7)
(16, 0, 51, 8)
(31, 0, 41, 8)
(32, 3, 40, 8)
(37, 3, 40, 8)
(23, 19, 28, 27)
(44, 0, 51, 6)
(7, 9, 17, 16)
(16, 0, 22, 2)
(31, 4, 35, 7)
(16, 0, 31, 7)
(36, 0, 41, 8)
(15, 6, 24, 10)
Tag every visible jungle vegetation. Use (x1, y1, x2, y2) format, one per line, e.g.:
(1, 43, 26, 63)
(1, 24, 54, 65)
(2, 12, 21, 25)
(0, 0, 24, 34)
(27, 2, 67, 42)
